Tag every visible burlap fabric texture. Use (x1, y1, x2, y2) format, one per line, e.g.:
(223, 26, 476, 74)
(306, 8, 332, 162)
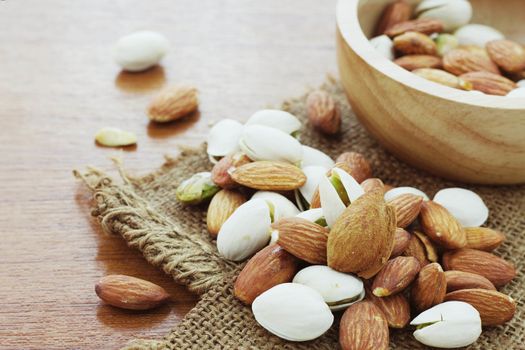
(76, 78, 524, 349)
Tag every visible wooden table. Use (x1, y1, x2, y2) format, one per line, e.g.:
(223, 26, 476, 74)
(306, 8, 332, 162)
(0, 1, 336, 348)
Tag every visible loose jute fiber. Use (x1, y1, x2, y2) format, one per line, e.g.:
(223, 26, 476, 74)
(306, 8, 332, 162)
(75, 78, 524, 349)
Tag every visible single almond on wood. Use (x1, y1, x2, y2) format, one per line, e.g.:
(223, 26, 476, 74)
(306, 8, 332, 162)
(445, 270, 496, 292)
(365, 285, 410, 329)
(372, 256, 421, 297)
(393, 31, 437, 56)
(460, 71, 517, 96)
(231, 161, 306, 191)
(411, 263, 446, 312)
(387, 193, 423, 228)
(486, 39, 525, 73)
(207, 189, 246, 237)
(335, 152, 373, 183)
(443, 49, 500, 76)
(339, 301, 389, 350)
(386, 18, 444, 37)
(211, 153, 251, 189)
(391, 228, 411, 258)
(306, 90, 341, 135)
(419, 200, 467, 249)
(274, 217, 329, 264)
(464, 227, 505, 252)
(374, 0, 412, 36)
(444, 289, 516, 326)
(394, 55, 443, 71)
(442, 248, 516, 287)
(234, 244, 299, 305)
(413, 68, 473, 90)
(402, 233, 430, 267)
(361, 178, 385, 193)
(413, 230, 438, 262)
(148, 85, 198, 122)
(95, 275, 170, 310)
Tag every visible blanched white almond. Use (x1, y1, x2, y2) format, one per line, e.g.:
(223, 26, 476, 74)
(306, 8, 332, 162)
(251, 191, 300, 221)
(454, 24, 504, 47)
(301, 146, 334, 169)
(384, 186, 429, 201)
(114, 31, 169, 72)
(245, 109, 301, 135)
(207, 119, 243, 158)
(217, 199, 271, 261)
(239, 125, 303, 164)
(416, 0, 472, 32)
(293, 265, 364, 311)
(95, 127, 137, 147)
(252, 283, 334, 341)
(433, 188, 489, 227)
(370, 35, 394, 60)
(411, 301, 481, 348)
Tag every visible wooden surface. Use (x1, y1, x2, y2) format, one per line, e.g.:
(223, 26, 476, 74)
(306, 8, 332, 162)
(0, 1, 336, 349)
(337, 0, 525, 184)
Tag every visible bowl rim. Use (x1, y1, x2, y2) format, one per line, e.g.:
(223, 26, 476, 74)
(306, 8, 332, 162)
(336, 0, 525, 110)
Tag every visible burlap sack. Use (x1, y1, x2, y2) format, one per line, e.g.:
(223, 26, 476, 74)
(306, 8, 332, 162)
(76, 78, 524, 349)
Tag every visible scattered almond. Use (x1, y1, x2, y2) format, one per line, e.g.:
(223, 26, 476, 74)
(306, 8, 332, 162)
(361, 178, 385, 193)
(486, 39, 525, 73)
(391, 228, 411, 258)
(206, 190, 246, 237)
(231, 161, 306, 191)
(339, 301, 389, 350)
(306, 90, 341, 135)
(464, 227, 505, 252)
(385, 18, 444, 37)
(419, 200, 467, 249)
(148, 85, 198, 122)
(94, 127, 137, 147)
(365, 284, 410, 329)
(393, 31, 437, 56)
(402, 233, 430, 266)
(387, 193, 423, 228)
(394, 55, 443, 71)
(374, 0, 412, 36)
(443, 49, 500, 76)
(411, 263, 446, 312)
(335, 152, 373, 183)
(445, 270, 496, 292)
(372, 256, 421, 297)
(460, 71, 517, 96)
(413, 230, 438, 262)
(211, 153, 251, 189)
(413, 68, 473, 90)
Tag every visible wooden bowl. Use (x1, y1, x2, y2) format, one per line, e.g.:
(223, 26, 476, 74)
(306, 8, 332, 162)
(336, 0, 525, 184)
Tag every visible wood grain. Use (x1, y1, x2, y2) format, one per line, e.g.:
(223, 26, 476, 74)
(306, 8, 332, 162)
(0, 0, 336, 349)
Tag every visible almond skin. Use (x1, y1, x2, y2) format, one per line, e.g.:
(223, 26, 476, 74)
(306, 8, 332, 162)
(335, 152, 373, 183)
(374, 0, 412, 36)
(386, 18, 444, 37)
(211, 153, 251, 189)
(340, 301, 389, 350)
(372, 256, 421, 297)
(445, 270, 496, 293)
(444, 289, 516, 326)
(465, 227, 505, 252)
(394, 55, 443, 71)
(419, 200, 466, 249)
(460, 71, 517, 96)
(274, 217, 329, 264)
(147, 85, 198, 122)
(231, 161, 306, 191)
(387, 193, 423, 228)
(391, 228, 411, 258)
(411, 263, 446, 312)
(393, 31, 437, 56)
(486, 39, 525, 73)
(234, 244, 299, 305)
(206, 190, 246, 237)
(413, 230, 438, 262)
(306, 90, 341, 135)
(402, 233, 430, 267)
(95, 275, 170, 310)
(361, 178, 385, 193)
(365, 285, 410, 329)
(442, 248, 516, 287)
(443, 49, 500, 76)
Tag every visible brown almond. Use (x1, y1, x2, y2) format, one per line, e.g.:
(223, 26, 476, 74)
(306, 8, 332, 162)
(460, 71, 517, 96)
(147, 85, 198, 122)
(444, 289, 516, 326)
(309, 188, 321, 208)
(231, 161, 306, 191)
(393, 31, 437, 56)
(234, 244, 299, 305)
(211, 153, 251, 189)
(335, 152, 373, 183)
(206, 190, 246, 237)
(387, 193, 423, 228)
(361, 178, 385, 193)
(95, 275, 170, 310)
(443, 49, 500, 76)
(372, 256, 421, 297)
(442, 248, 516, 287)
(306, 90, 341, 135)
(365, 285, 411, 328)
(486, 39, 525, 73)
(465, 227, 505, 252)
(445, 270, 496, 292)
(340, 301, 389, 350)
(374, 0, 412, 36)
(413, 230, 438, 262)
(391, 228, 411, 258)
(402, 233, 430, 266)
(274, 217, 329, 264)
(411, 263, 446, 312)
(419, 200, 466, 249)
(413, 68, 473, 90)
(394, 55, 443, 71)
(386, 18, 444, 37)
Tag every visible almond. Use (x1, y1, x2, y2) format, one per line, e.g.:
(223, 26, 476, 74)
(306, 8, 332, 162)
(231, 161, 306, 191)
(411, 263, 446, 312)
(445, 270, 496, 292)
(444, 289, 516, 326)
(394, 55, 443, 71)
(402, 233, 430, 267)
(365, 284, 410, 328)
(95, 275, 170, 310)
(339, 301, 389, 350)
(374, 0, 412, 36)
(234, 244, 299, 305)
(419, 200, 466, 249)
(372, 256, 421, 297)
(335, 152, 373, 183)
(442, 248, 516, 287)
(361, 178, 385, 193)
(211, 153, 251, 189)
(460, 71, 517, 95)
(274, 217, 329, 264)
(387, 193, 423, 228)
(486, 39, 525, 73)
(443, 49, 500, 76)
(391, 228, 411, 258)
(413, 230, 438, 262)
(147, 85, 198, 122)
(309, 189, 321, 208)
(413, 68, 473, 90)
(386, 18, 444, 37)
(306, 90, 341, 135)
(206, 189, 246, 237)
(465, 227, 505, 252)
(393, 31, 437, 56)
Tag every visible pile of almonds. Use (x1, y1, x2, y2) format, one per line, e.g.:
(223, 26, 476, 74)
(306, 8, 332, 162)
(370, 0, 525, 97)
(175, 98, 517, 349)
